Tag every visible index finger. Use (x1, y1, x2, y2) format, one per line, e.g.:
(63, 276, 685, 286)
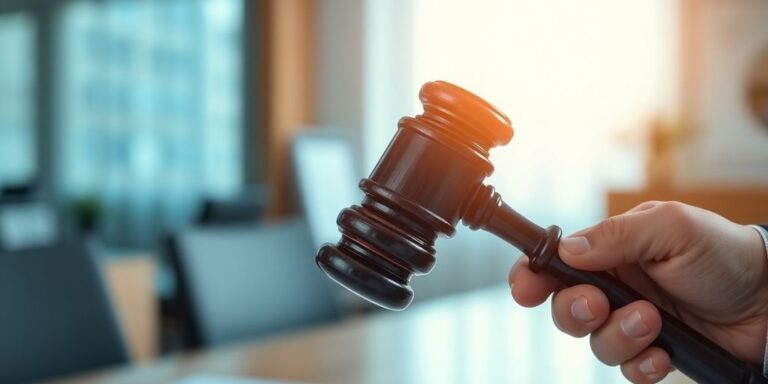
(509, 255, 562, 307)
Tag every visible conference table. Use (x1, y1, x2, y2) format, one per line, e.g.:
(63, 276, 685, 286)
(50, 285, 693, 384)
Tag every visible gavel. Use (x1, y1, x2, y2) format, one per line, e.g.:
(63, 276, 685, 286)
(315, 81, 766, 384)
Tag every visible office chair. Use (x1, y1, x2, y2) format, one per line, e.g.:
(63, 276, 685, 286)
(0, 241, 128, 383)
(167, 218, 342, 348)
(197, 186, 268, 226)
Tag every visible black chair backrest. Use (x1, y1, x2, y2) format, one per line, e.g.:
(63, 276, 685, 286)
(0, 241, 128, 383)
(197, 186, 268, 226)
(168, 218, 342, 347)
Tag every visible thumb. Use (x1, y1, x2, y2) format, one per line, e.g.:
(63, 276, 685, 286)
(558, 205, 677, 271)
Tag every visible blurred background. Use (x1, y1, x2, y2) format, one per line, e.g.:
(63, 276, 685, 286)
(0, 0, 767, 383)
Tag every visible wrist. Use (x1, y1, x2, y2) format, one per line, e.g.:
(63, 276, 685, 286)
(749, 225, 768, 376)
(750, 225, 768, 260)
(747, 225, 768, 297)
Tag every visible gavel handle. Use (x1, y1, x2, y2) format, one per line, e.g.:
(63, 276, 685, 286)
(473, 197, 768, 383)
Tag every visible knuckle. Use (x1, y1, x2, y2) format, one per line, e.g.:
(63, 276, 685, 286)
(655, 201, 699, 241)
(630, 200, 661, 213)
(657, 201, 694, 226)
(597, 215, 627, 240)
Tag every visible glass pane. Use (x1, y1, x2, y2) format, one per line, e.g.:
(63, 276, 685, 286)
(0, 13, 35, 188)
(57, 0, 243, 246)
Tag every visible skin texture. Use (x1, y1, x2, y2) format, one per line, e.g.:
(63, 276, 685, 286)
(508, 201, 768, 383)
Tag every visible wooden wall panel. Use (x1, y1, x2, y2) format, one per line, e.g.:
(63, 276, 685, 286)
(607, 188, 768, 224)
(262, 0, 316, 217)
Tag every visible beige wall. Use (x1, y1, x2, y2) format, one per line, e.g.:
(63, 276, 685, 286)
(678, 0, 768, 187)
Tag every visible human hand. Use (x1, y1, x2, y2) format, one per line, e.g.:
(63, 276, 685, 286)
(508, 201, 768, 383)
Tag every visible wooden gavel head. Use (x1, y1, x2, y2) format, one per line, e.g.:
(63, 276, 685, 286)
(316, 81, 514, 310)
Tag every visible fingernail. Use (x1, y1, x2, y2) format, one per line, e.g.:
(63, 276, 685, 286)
(621, 310, 650, 338)
(639, 357, 656, 375)
(560, 236, 590, 255)
(509, 283, 515, 296)
(570, 296, 595, 322)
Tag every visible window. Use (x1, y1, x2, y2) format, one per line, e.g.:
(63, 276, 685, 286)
(0, 13, 35, 187)
(57, 0, 243, 246)
(411, 0, 676, 232)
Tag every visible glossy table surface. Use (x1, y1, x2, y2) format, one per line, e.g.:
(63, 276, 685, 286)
(50, 285, 694, 384)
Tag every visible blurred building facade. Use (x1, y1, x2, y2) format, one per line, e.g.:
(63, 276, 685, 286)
(1, 0, 243, 246)
(57, 0, 243, 246)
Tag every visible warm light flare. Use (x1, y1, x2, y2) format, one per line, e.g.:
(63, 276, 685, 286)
(413, 0, 677, 230)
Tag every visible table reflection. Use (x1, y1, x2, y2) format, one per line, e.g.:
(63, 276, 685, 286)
(52, 285, 694, 384)
(364, 285, 640, 383)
